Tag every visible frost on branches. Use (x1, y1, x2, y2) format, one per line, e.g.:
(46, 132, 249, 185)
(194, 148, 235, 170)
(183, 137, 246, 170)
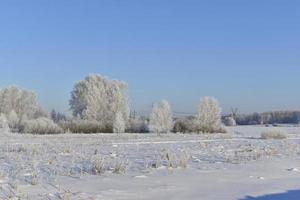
(0, 86, 39, 120)
(7, 110, 19, 130)
(21, 117, 63, 134)
(69, 74, 130, 132)
(113, 112, 126, 133)
(0, 86, 45, 132)
(0, 113, 9, 133)
(196, 96, 224, 133)
(149, 100, 173, 134)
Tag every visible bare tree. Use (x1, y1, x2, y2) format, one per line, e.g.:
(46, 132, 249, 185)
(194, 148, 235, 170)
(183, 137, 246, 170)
(230, 107, 238, 120)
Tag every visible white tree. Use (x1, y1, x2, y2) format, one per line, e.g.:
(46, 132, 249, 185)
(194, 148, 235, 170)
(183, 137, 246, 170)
(70, 74, 130, 131)
(0, 113, 9, 133)
(7, 110, 19, 130)
(196, 96, 223, 133)
(0, 86, 39, 120)
(149, 100, 173, 134)
(113, 112, 126, 133)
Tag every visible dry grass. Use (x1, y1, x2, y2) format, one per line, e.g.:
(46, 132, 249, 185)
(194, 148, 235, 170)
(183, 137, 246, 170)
(261, 130, 288, 140)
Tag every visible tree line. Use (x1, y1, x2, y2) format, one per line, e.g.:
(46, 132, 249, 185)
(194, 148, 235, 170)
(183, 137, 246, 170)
(0, 74, 298, 134)
(233, 111, 300, 125)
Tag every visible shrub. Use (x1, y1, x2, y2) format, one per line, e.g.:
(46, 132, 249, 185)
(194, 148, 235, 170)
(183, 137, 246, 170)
(113, 158, 127, 174)
(224, 117, 237, 126)
(59, 119, 111, 133)
(126, 117, 148, 133)
(173, 118, 194, 133)
(20, 117, 63, 134)
(7, 110, 19, 131)
(0, 113, 9, 133)
(91, 157, 106, 175)
(261, 129, 288, 139)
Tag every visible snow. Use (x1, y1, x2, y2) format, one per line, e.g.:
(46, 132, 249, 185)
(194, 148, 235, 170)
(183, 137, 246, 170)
(0, 126, 300, 199)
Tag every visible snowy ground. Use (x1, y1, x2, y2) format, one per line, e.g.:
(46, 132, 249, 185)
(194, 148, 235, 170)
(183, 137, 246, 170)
(0, 126, 300, 199)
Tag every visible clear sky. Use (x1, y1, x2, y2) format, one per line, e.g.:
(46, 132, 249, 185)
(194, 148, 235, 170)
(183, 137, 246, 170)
(0, 0, 299, 114)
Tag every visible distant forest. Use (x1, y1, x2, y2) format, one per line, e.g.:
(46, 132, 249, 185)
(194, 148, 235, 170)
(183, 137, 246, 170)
(229, 111, 300, 125)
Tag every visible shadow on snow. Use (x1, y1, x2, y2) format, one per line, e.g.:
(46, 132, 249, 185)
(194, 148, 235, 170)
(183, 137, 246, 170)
(240, 190, 300, 200)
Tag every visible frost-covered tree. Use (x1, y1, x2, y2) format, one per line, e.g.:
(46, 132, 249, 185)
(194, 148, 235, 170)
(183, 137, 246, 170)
(0, 86, 39, 120)
(113, 112, 126, 133)
(196, 97, 223, 133)
(69, 74, 130, 131)
(0, 113, 9, 133)
(149, 100, 173, 134)
(51, 109, 57, 122)
(51, 109, 66, 123)
(33, 106, 49, 119)
(7, 110, 19, 130)
(0, 86, 51, 133)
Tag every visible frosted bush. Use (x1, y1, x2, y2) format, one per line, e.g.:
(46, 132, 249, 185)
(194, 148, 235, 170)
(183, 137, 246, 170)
(224, 117, 236, 126)
(149, 100, 173, 134)
(7, 110, 19, 131)
(161, 149, 190, 169)
(196, 97, 225, 133)
(113, 158, 127, 174)
(91, 157, 106, 175)
(127, 117, 148, 133)
(59, 119, 109, 133)
(21, 117, 63, 134)
(261, 129, 288, 139)
(173, 118, 195, 133)
(0, 113, 9, 133)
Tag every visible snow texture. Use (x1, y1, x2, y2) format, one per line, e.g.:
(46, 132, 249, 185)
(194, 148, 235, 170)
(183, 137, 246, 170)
(0, 126, 299, 199)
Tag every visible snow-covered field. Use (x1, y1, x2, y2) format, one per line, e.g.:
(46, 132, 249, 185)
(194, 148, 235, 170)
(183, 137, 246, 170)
(0, 126, 300, 200)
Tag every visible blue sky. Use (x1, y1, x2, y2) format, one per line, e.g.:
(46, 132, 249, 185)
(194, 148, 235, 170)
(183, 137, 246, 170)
(0, 0, 299, 114)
